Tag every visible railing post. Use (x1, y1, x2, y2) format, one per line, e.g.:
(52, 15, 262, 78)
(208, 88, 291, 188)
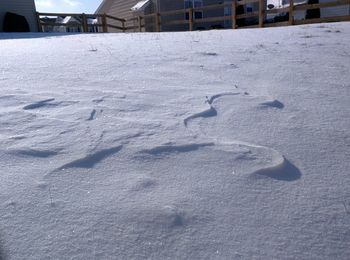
(155, 13, 160, 32)
(138, 16, 142, 32)
(189, 8, 193, 31)
(36, 12, 43, 32)
(232, 1, 237, 29)
(289, 0, 294, 25)
(259, 0, 264, 27)
(82, 13, 88, 32)
(102, 13, 108, 33)
(122, 20, 126, 32)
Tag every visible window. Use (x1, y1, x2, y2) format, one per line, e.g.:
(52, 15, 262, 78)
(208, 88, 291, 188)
(224, 4, 232, 27)
(184, 0, 203, 20)
(194, 11, 203, 19)
(224, 6, 232, 16)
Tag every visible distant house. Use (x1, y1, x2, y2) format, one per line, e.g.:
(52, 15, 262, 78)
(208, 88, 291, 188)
(40, 17, 57, 33)
(0, 0, 38, 32)
(96, 0, 350, 32)
(40, 16, 99, 33)
(270, 0, 350, 22)
(55, 16, 82, 33)
(96, 0, 149, 22)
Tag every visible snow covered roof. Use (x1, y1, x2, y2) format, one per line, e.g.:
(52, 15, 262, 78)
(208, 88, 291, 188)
(87, 18, 98, 24)
(59, 16, 80, 24)
(131, 0, 151, 12)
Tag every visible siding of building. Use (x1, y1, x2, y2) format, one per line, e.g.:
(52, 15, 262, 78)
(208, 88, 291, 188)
(97, 0, 140, 19)
(96, 0, 149, 32)
(159, 0, 239, 31)
(319, 0, 350, 18)
(0, 0, 37, 32)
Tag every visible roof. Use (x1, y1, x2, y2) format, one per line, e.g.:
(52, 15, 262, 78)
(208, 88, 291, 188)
(131, 0, 151, 11)
(95, 0, 114, 14)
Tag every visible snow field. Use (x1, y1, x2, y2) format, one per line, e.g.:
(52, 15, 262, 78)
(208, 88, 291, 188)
(0, 22, 349, 259)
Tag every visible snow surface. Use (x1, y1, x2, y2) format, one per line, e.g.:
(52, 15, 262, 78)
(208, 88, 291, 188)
(0, 23, 349, 259)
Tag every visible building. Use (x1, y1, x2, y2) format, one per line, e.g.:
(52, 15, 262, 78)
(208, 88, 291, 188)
(39, 16, 99, 33)
(96, 0, 350, 32)
(95, 0, 244, 31)
(0, 0, 38, 32)
(272, 0, 350, 22)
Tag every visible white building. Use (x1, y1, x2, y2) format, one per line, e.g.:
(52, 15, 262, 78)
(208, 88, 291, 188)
(0, 0, 38, 32)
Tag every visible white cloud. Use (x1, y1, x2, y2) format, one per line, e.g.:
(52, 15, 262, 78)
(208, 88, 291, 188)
(36, 0, 97, 13)
(63, 0, 82, 7)
(35, 0, 54, 8)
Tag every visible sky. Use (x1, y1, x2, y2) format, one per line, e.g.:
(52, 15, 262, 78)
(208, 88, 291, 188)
(35, 0, 103, 14)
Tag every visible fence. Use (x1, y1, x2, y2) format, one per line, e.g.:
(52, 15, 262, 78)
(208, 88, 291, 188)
(36, 12, 125, 33)
(36, 0, 350, 33)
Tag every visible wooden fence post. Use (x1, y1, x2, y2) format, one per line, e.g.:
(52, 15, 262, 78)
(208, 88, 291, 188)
(155, 13, 160, 32)
(102, 13, 108, 32)
(189, 8, 193, 31)
(289, 0, 294, 25)
(138, 16, 142, 32)
(259, 0, 264, 27)
(36, 12, 43, 32)
(122, 20, 126, 32)
(232, 1, 237, 29)
(82, 13, 88, 32)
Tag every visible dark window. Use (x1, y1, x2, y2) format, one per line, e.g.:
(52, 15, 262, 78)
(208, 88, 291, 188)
(184, 0, 203, 20)
(194, 12, 203, 19)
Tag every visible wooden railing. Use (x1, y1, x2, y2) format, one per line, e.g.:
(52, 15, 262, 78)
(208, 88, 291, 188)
(36, 12, 126, 33)
(36, 0, 350, 33)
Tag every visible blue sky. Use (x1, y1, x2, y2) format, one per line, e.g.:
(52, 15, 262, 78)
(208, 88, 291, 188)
(35, 0, 103, 13)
